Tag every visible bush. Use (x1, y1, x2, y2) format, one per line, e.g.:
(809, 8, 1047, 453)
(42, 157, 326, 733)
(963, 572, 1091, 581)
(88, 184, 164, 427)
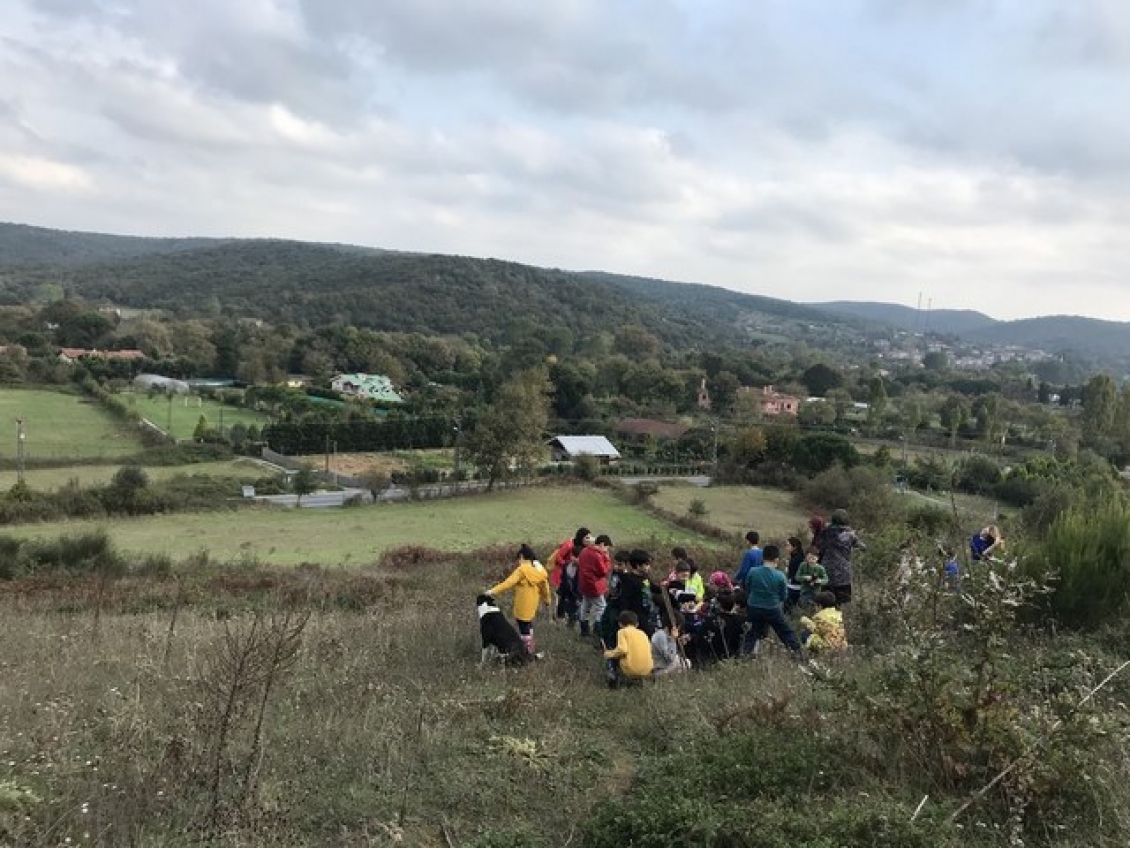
(994, 472, 1050, 507)
(687, 498, 708, 517)
(790, 432, 860, 475)
(572, 454, 600, 481)
(1028, 500, 1130, 628)
(801, 464, 893, 529)
(955, 454, 1002, 495)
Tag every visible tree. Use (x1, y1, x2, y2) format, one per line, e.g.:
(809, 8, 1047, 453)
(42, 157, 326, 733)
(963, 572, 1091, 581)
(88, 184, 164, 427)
(922, 350, 949, 372)
(291, 468, 315, 505)
(939, 394, 970, 448)
(466, 367, 552, 490)
(729, 426, 767, 468)
(801, 363, 844, 397)
(865, 378, 887, 435)
(790, 433, 860, 475)
(708, 371, 741, 415)
(106, 464, 150, 515)
(826, 388, 854, 424)
(360, 468, 390, 502)
(972, 393, 1004, 446)
(194, 414, 209, 442)
(798, 400, 836, 428)
(1082, 374, 1117, 445)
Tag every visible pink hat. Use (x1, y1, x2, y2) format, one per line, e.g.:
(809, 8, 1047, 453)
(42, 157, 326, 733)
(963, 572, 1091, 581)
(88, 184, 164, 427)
(709, 571, 732, 589)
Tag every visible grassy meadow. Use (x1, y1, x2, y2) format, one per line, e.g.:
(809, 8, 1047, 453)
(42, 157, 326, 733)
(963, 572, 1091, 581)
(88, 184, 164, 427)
(0, 458, 269, 491)
(0, 486, 730, 566)
(652, 484, 807, 541)
(0, 387, 143, 459)
(120, 392, 269, 439)
(2, 528, 1125, 846)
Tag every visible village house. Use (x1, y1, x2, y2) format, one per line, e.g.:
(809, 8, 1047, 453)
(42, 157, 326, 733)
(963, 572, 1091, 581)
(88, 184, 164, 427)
(738, 385, 801, 416)
(330, 373, 404, 404)
(58, 347, 146, 364)
(547, 435, 621, 464)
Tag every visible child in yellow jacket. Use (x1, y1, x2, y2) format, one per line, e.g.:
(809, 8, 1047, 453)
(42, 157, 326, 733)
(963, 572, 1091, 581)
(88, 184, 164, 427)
(488, 544, 552, 656)
(603, 610, 653, 688)
(800, 591, 847, 653)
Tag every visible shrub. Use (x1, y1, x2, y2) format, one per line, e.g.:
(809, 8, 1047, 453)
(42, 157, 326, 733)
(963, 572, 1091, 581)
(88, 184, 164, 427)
(790, 432, 860, 475)
(572, 454, 600, 481)
(955, 453, 1002, 495)
(1028, 500, 1130, 628)
(801, 464, 893, 529)
(687, 498, 708, 517)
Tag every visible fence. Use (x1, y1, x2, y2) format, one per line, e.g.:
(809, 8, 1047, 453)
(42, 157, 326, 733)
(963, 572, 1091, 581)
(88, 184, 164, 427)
(260, 447, 367, 487)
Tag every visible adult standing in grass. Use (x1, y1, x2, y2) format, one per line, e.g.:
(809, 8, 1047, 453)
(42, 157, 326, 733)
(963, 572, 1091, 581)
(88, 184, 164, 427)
(487, 544, 552, 656)
(578, 533, 612, 640)
(741, 544, 801, 656)
(820, 509, 865, 606)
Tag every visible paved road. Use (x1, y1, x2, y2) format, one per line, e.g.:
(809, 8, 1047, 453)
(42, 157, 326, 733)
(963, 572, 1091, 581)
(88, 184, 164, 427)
(253, 476, 713, 508)
(253, 481, 496, 508)
(619, 475, 712, 487)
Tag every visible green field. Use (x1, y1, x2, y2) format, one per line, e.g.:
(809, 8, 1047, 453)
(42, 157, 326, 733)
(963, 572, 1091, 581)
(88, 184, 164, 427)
(1, 486, 718, 565)
(652, 484, 808, 542)
(0, 458, 274, 491)
(0, 387, 143, 459)
(120, 392, 269, 439)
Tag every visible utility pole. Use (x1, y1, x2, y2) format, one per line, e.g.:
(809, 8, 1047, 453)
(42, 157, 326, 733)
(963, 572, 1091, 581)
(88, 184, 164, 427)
(452, 419, 461, 482)
(15, 418, 25, 484)
(710, 422, 718, 476)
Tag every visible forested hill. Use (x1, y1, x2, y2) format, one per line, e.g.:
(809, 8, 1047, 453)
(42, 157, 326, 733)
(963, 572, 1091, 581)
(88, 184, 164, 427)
(0, 222, 229, 267)
(816, 301, 998, 336)
(964, 316, 1130, 364)
(0, 223, 853, 349)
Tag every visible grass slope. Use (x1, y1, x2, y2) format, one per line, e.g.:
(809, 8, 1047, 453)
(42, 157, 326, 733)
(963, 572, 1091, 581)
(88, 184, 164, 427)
(652, 484, 807, 541)
(0, 387, 142, 459)
(121, 393, 268, 439)
(1, 486, 716, 566)
(0, 458, 269, 491)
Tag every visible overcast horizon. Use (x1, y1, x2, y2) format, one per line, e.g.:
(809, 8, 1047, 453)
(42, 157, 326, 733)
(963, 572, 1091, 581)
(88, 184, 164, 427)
(3, 1, 1129, 322)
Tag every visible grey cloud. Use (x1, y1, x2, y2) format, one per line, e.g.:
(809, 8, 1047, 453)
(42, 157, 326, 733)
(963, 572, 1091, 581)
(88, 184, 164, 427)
(297, 0, 740, 116)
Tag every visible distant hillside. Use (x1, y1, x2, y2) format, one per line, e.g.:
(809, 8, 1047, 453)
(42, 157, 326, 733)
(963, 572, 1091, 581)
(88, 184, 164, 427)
(965, 316, 1130, 365)
(0, 222, 228, 268)
(0, 223, 866, 352)
(821, 299, 1130, 366)
(7, 221, 1129, 366)
(816, 301, 999, 336)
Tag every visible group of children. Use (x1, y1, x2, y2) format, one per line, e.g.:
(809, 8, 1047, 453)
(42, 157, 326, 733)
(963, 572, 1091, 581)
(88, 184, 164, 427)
(484, 522, 851, 689)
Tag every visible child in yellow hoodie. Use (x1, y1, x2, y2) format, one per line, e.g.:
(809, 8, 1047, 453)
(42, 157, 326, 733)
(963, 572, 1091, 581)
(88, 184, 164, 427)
(603, 610, 653, 688)
(800, 591, 847, 653)
(487, 544, 552, 656)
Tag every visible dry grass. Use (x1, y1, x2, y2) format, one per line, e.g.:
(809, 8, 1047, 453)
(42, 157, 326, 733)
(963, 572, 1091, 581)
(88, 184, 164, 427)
(0, 561, 812, 846)
(0, 485, 716, 566)
(0, 459, 268, 491)
(651, 484, 808, 543)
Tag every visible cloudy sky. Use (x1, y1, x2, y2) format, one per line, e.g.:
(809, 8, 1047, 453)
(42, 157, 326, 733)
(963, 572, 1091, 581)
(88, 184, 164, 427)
(2, 0, 1128, 321)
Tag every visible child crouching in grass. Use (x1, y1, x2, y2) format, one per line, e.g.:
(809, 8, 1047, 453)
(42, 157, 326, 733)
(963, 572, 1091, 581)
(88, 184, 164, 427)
(603, 610, 653, 688)
(651, 612, 691, 676)
(800, 591, 847, 654)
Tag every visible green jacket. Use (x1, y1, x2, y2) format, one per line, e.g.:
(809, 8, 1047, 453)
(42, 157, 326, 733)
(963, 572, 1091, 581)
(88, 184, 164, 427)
(795, 561, 828, 595)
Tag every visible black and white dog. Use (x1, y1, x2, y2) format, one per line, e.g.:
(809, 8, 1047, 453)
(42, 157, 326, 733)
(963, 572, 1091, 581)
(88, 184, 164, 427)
(476, 593, 529, 665)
